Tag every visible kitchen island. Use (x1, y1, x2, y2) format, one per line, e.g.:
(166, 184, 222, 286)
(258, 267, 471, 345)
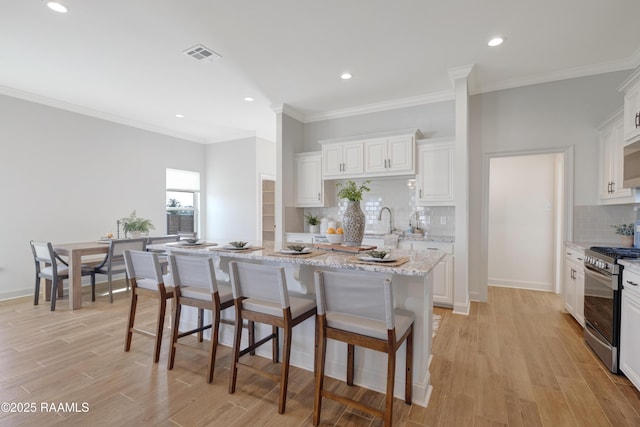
(152, 241, 444, 407)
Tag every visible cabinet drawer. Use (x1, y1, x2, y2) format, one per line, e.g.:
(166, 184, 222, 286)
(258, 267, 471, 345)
(623, 268, 640, 298)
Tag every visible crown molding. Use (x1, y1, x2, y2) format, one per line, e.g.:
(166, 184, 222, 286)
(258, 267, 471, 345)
(271, 103, 305, 122)
(304, 90, 454, 123)
(204, 130, 258, 144)
(474, 58, 636, 95)
(0, 85, 206, 143)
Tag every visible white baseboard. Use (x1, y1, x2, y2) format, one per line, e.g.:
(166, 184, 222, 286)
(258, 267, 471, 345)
(488, 279, 553, 292)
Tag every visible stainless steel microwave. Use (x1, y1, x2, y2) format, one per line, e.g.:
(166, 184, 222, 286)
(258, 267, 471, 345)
(624, 142, 640, 187)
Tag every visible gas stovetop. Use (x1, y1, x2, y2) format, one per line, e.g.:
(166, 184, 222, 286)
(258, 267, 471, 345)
(589, 246, 640, 260)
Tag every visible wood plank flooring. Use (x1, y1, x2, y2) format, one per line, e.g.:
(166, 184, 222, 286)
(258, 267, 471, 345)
(0, 283, 639, 426)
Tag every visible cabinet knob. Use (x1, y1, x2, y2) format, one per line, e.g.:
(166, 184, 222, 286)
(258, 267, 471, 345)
(419, 189, 422, 198)
(626, 280, 639, 287)
(317, 192, 321, 201)
(636, 112, 640, 128)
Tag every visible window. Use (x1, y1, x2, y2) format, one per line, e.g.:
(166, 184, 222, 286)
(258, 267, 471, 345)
(166, 168, 200, 236)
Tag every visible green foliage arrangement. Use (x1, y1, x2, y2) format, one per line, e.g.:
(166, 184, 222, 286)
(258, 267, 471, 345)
(304, 213, 319, 225)
(611, 223, 634, 236)
(336, 180, 371, 201)
(120, 210, 155, 237)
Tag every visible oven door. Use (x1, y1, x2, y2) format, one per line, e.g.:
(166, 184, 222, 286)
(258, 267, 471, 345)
(583, 264, 617, 345)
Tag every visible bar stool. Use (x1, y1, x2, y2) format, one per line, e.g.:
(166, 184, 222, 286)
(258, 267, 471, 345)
(167, 253, 234, 383)
(228, 261, 316, 414)
(123, 250, 174, 363)
(313, 270, 414, 427)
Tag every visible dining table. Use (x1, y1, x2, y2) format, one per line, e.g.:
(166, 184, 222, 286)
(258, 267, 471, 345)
(53, 241, 109, 310)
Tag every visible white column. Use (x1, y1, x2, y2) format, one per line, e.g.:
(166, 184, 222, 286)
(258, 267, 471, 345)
(448, 65, 474, 315)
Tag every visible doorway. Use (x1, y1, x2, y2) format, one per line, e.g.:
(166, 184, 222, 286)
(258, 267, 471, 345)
(487, 152, 566, 293)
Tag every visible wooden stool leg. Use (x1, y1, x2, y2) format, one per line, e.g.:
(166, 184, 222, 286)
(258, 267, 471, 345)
(207, 307, 221, 383)
(153, 296, 167, 363)
(347, 343, 355, 386)
(50, 278, 61, 311)
(167, 297, 180, 370)
(248, 320, 255, 356)
(91, 273, 96, 302)
(124, 291, 138, 352)
(57, 280, 64, 298)
(34, 276, 40, 305)
(313, 317, 327, 426)
(197, 308, 204, 342)
(228, 304, 243, 394)
(405, 326, 413, 404)
(272, 325, 280, 363)
(45, 278, 52, 302)
(385, 345, 396, 427)
(278, 325, 293, 414)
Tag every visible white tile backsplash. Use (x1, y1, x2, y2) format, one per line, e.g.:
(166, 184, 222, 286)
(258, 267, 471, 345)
(573, 204, 636, 242)
(305, 177, 455, 237)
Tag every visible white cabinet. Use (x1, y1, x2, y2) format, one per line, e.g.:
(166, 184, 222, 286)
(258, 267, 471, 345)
(322, 141, 364, 178)
(563, 244, 585, 326)
(621, 268, 640, 391)
(363, 134, 415, 176)
(598, 112, 640, 204)
(619, 67, 640, 144)
(416, 139, 455, 206)
(400, 240, 454, 307)
(295, 152, 326, 207)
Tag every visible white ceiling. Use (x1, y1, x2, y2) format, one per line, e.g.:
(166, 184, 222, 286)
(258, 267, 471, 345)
(2, 0, 640, 143)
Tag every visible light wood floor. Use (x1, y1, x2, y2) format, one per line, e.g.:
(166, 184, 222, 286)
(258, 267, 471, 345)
(1, 283, 639, 426)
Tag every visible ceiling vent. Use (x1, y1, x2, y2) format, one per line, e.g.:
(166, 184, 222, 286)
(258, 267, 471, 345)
(183, 44, 222, 62)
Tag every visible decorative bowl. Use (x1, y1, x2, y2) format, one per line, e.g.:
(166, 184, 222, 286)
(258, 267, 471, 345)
(183, 238, 199, 244)
(287, 244, 306, 252)
(229, 241, 248, 249)
(326, 233, 344, 244)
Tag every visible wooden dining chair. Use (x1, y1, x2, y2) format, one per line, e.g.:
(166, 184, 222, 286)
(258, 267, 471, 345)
(94, 238, 147, 303)
(123, 250, 174, 363)
(30, 240, 96, 311)
(167, 253, 234, 382)
(313, 270, 414, 427)
(228, 261, 316, 414)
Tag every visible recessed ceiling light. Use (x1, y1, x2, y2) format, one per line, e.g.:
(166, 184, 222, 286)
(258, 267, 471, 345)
(44, 1, 68, 13)
(341, 73, 352, 80)
(488, 37, 504, 47)
(175, 114, 184, 118)
(244, 97, 254, 102)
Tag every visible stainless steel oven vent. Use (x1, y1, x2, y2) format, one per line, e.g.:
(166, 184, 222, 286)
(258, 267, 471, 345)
(183, 44, 222, 62)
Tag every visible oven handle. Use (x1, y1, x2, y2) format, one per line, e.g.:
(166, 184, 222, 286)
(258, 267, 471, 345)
(584, 264, 617, 291)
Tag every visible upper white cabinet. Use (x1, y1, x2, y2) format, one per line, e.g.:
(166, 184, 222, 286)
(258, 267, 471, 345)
(619, 67, 640, 144)
(416, 138, 455, 206)
(363, 134, 415, 176)
(295, 152, 326, 207)
(322, 141, 364, 178)
(598, 111, 640, 204)
(320, 129, 421, 179)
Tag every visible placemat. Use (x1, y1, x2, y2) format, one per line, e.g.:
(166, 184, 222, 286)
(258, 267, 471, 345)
(265, 250, 325, 259)
(209, 246, 264, 253)
(313, 243, 378, 253)
(167, 242, 218, 248)
(347, 256, 410, 267)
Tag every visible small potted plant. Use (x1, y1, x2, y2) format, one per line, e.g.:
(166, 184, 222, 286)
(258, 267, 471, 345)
(120, 210, 155, 238)
(611, 223, 634, 246)
(304, 213, 320, 234)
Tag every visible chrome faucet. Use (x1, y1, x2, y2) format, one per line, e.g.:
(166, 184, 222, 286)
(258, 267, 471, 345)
(378, 207, 393, 234)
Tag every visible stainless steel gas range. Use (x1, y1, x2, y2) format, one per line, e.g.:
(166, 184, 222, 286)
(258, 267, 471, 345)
(584, 246, 640, 373)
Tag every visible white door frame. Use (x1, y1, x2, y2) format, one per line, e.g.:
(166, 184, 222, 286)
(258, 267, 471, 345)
(480, 146, 574, 296)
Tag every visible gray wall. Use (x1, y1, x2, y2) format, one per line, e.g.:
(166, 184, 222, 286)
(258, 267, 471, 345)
(303, 101, 455, 150)
(0, 94, 206, 299)
(468, 70, 630, 301)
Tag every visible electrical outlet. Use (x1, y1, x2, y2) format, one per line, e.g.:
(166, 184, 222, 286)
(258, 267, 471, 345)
(440, 216, 446, 225)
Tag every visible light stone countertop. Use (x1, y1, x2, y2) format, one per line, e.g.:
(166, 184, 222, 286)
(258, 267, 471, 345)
(564, 241, 625, 252)
(618, 259, 640, 275)
(150, 241, 445, 277)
